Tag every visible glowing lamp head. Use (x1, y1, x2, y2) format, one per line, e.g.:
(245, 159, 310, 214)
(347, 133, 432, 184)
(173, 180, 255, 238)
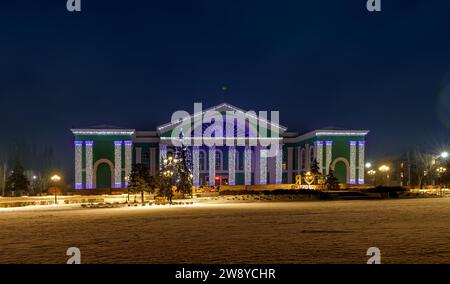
(51, 174, 61, 182)
(378, 165, 390, 172)
(441, 151, 449, 159)
(365, 162, 372, 169)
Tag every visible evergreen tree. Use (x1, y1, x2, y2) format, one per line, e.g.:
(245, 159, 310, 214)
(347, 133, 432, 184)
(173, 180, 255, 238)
(176, 143, 193, 197)
(127, 164, 153, 203)
(325, 167, 340, 190)
(310, 159, 320, 175)
(5, 162, 30, 195)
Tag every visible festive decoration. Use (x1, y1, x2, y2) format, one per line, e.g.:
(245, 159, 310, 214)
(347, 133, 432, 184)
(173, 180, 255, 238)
(358, 141, 365, 184)
(124, 140, 133, 187)
(325, 141, 333, 174)
(74, 141, 83, 189)
(71, 129, 135, 135)
(85, 141, 94, 189)
(325, 167, 340, 190)
(315, 141, 324, 173)
(159, 144, 167, 170)
(209, 146, 216, 186)
(275, 144, 283, 184)
(259, 147, 267, 185)
(227, 147, 235, 185)
(349, 141, 357, 184)
(114, 141, 122, 188)
(192, 146, 200, 186)
(244, 146, 252, 185)
(175, 132, 193, 196)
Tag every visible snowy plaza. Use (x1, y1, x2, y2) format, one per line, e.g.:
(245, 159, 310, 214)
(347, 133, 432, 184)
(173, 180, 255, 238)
(1, 198, 449, 264)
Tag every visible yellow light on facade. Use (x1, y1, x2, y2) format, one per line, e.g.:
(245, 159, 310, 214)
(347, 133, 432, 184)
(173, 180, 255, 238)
(51, 174, 61, 182)
(378, 165, 390, 172)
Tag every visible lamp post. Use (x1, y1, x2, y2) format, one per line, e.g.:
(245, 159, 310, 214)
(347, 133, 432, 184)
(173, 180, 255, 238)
(378, 165, 390, 186)
(162, 155, 179, 204)
(436, 166, 447, 189)
(51, 174, 61, 204)
(367, 169, 376, 185)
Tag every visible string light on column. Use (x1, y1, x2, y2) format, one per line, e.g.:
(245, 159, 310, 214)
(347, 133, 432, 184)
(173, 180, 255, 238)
(244, 146, 252, 185)
(349, 141, 357, 184)
(193, 146, 200, 186)
(85, 141, 94, 189)
(74, 141, 83, 189)
(114, 140, 122, 188)
(228, 146, 236, 185)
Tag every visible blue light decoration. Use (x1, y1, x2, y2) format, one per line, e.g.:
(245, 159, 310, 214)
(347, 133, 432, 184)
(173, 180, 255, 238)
(349, 141, 357, 184)
(114, 140, 122, 188)
(74, 141, 83, 189)
(85, 141, 94, 189)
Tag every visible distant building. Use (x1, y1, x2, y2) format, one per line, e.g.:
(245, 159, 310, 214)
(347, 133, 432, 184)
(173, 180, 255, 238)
(70, 103, 369, 189)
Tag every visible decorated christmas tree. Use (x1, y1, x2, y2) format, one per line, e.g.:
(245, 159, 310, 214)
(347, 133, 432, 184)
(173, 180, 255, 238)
(325, 167, 340, 190)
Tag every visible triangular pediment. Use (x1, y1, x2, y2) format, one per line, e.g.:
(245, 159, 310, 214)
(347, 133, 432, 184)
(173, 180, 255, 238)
(157, 102, 287, 137)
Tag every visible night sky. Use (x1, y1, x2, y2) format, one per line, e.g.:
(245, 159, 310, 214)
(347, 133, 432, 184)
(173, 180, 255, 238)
(1, 0, 450, 177)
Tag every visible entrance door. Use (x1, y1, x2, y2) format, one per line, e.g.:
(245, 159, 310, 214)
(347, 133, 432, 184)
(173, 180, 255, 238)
(96, 163, 112, 189)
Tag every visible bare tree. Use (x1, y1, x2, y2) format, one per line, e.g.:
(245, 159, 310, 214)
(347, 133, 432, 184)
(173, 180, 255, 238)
(413, 148, 435, 188)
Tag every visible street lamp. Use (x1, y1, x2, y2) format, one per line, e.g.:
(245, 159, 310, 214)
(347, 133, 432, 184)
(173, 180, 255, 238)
(365, 162, 372, 169)
(51, 174, 61, 204)
(367, 169, 376, 185)
(436, 167, 447, 189)
(441, 152, 449, 159)
(378, 165, 390, 186)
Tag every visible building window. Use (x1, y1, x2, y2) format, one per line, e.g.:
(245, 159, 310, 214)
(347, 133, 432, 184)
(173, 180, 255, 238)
(238, 148, 244, 170)
(301, 149, 306, 170)
(142, 152, 150, 164)
(215, 150, 222, 170)
(199, 150, 206, 171)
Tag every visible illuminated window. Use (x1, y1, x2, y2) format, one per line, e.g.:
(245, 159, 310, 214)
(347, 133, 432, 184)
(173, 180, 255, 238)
(199, 151, 206, 171)
(215, 150, 223, 170)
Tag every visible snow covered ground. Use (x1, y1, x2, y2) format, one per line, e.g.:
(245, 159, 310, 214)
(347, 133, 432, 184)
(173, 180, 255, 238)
(0, 198, 450, 264)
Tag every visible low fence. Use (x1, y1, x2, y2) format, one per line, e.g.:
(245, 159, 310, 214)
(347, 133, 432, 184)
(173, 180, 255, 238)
(0, 194, 130, 208)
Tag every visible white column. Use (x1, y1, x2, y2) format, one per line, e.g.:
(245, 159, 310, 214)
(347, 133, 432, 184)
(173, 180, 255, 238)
(259, 147, 268, 185)
(208, 146, 216, 186)
(275, 144, 283, 184)
(124, 140, 132, 187)
(244, 146, 252, 185)
(297, 147, 302, 174)
(114, 141, 122, 188)
(135, 147, 142, 164)
(150, 148, 156, 175)
(358, 141, 365, 184)
(193, 146, 200, 186)
(325, 141, 333, 174)
(287, 147, 293, 183)
(305, 143, 310, 170)
(159, 144, 167, 169)
(315, 141, 324, 173)
(74, 141, 83, 189)
(349, 141, 356, 184)
(254, 146, 260, 185)
(228, 146, 236, 185)
(85, 141, 94, 189)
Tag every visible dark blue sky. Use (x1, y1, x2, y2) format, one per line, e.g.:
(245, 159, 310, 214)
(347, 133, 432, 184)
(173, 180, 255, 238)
(1, 0, 450, 174)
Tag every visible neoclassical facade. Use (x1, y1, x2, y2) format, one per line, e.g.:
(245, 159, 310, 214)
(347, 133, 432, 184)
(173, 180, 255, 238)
(71, 103, 368, 189)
